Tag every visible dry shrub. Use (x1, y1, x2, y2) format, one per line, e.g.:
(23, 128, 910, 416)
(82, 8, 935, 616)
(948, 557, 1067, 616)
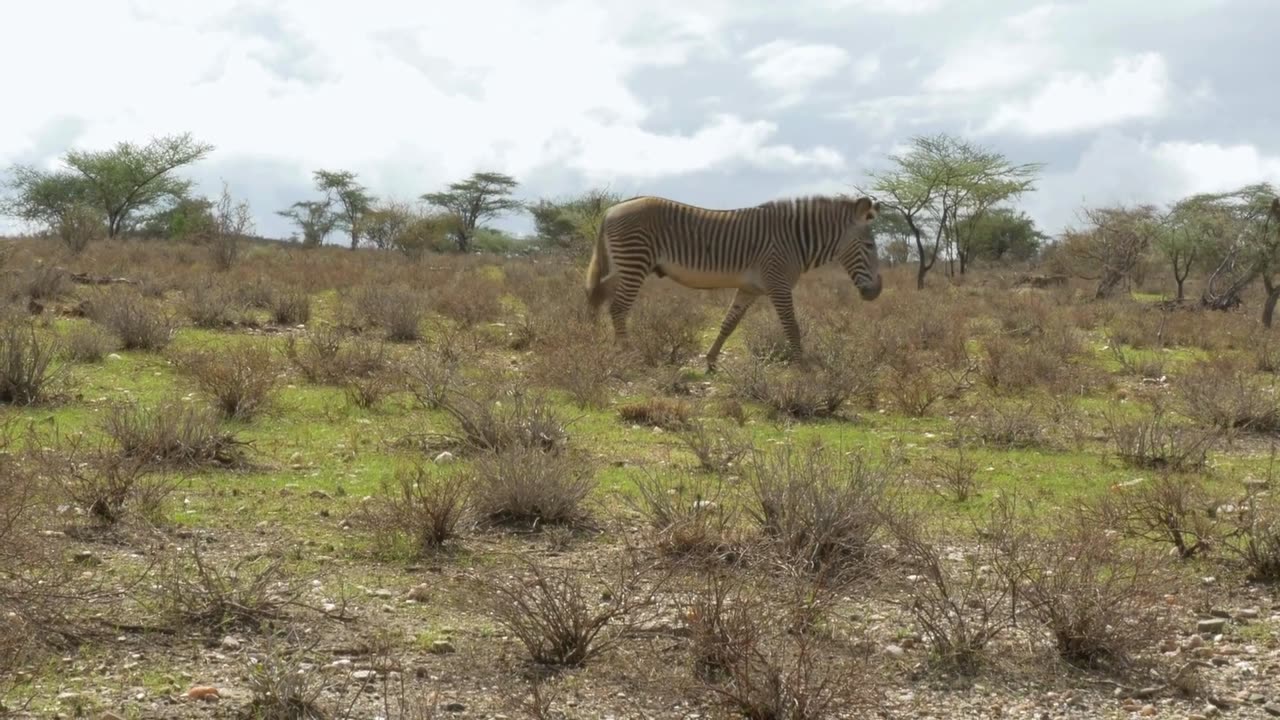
(745, 442, 898, 579)
(32, 440, 173, 526)
(618, 397, 694, 431)
(60, 322, 117, 363)
(182, 280, 243, 328)
(477, 552, 661, 666)
(957, 400, 1047, 449)
(344, 372, 396, 410)
(977, 334, 1066, 394)
(530, 318, 626, 409)
(1103, 402, 1216, 472)
(439, 386, 571, 456)
(353, 282, 427, 341)
(271, 286, 312, 326)
(242, 631, 341, 720)
(467, 446, 594, 527)
(366, 465, 472, 555)
(432, 270, 506, 328)
(878, 348, 971, 418)
(401, 341, 465, 411)
(101, 396, 247, 469)
(889, 512, 1015, 673)
(676, 418, 753, 473)
(1177, 356, 1280, 433)
(151, 542, 310, 633)
(630, 468, 741, 560)
(22, 263, 69, 302)
(1106, 336, 1166, 379)
(920, 446, 981, 503)
(285, 324, 388, 386)
(1221, 468, 1280, 582)
(1090, 473, 1222, 559)
(992, 498, 1176, 669)
(626, 287, 709, 367)
(685, 574, 868, 719)
(173, 340, 281, 420)
(0, 313, 62, 405)
(87, 288, 177, 350)
(237, 275, 278, 310)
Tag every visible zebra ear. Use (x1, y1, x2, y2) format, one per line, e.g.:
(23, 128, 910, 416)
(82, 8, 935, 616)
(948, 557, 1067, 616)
(854, 196, 877, 222)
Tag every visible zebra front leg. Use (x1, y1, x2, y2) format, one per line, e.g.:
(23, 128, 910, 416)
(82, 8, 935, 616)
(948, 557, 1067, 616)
(705, 289, 760, 373)
(767, 286, 805, 364)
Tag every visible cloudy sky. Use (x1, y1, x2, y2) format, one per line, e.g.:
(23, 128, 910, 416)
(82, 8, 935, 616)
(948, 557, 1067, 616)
(2, 0, 1278, 242)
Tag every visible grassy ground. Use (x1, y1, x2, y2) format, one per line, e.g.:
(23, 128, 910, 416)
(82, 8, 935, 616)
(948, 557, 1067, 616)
(2, 237, 1279, 719)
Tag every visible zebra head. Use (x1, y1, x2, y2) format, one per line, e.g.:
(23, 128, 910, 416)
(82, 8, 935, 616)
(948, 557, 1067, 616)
(838, 196, 883, 301)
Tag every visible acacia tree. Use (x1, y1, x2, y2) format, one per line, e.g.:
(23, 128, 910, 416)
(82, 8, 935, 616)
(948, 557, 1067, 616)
(3, 133, 212, 239)
(863, 134, 1041, 289)
(1060, 204, 1161, 300)
(1200, 184, 1280, 324)
(957, 207, 1045, 264)
(314, 169, 375, 250)
(276, 199, 339, 248)
(1156, 194, 1229, 302)
(421, 171, 523, 252)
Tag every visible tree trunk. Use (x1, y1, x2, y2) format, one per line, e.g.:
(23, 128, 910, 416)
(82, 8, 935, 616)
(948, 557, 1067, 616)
(1175, 277, 1185, 302)
(916, 261, 927, 290)
(1264, 278, 1280, 329)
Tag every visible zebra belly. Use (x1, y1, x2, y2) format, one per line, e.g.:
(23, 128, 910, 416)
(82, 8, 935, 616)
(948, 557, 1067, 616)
(655, 261, 761, 291)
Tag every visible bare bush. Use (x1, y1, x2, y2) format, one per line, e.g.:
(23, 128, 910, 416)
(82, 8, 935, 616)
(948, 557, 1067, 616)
(285, 325, 387, 386)
(173, 340, 281, 420)
(630, 468, 740, 560)
(22, 263, 69, 302)
(977, 334, 1065, 394)
(1177, 357, 1280, 433)
(744, 442, 898, 578)
(439, 386, 571, 456)
(1103, 403, 1217, 472)
(1224, 478, 1280, 582)
(366, 465, 472, 555)
(101, 396, 247, 469)
(890, 512, 1014, 672)
(401, 341, 465, 411)
(151, 542, 310, 632)
(676, 418, 753, 474)
(530, 318, 625, 409)
(33, 441, 172, 526)
(478, 553, 661, 666)
(0, 313, 62, 405)
(1090, 473, 1222, 559)
(183, 280, 243, 328)
(992, 498, 1175, 669)
(432, 270, 505, 328)
(60, 322, 117, 363)
(920, 446, 981, 503)
(618, 397, 694, 431)
(87, 288, 177, 350)
(272, 287, 312, 326)
(626, 288, 709, 367)
(468, 446, 594, 527)
(958, 400, 1046, 449)
(353, 282, 427, 341)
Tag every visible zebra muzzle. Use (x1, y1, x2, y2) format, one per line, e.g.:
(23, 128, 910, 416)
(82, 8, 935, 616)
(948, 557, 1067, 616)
(859, 275, 883, 301)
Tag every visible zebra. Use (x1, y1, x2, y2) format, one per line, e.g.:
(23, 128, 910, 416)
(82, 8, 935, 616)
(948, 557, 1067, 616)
(583, 193, 883, 371)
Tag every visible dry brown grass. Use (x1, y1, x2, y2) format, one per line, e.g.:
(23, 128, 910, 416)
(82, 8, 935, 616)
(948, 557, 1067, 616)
(365, 464, 473, 555)
(172, 339, 281, 420)
(0, 313, 62, 405)
(467, 445, 595, 528)
(617, 397, 695, 431)
(86, 287, 178, 350)
(100, 396, 248, 470)
(59, 321, 118, 363)
(630, 468, 742, 561)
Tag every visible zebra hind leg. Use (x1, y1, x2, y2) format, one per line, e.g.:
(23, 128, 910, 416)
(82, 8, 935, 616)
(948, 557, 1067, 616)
(767, 287, 806, 365)
(608, 274, 645, 350)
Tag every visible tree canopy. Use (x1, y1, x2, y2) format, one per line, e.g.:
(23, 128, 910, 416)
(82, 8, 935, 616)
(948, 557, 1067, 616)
(421, 171, 523, 252)
(314, 169, 375, 250)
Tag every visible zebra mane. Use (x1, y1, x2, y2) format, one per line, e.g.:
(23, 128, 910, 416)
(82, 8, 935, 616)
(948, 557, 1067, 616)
(756, 194, 859, 211)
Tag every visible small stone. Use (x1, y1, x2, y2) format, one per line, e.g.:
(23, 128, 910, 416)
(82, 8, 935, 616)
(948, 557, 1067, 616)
(1202, 705, 1220, 718)
(434, 451, 455, 465)
(1237, 608, 1260, 620)
(883, 644, 905, 659)
(352, 670, 376, 681)
(1140, 705, 1157, 716)
(220, 636, 241, 651)
(1186, 635, 1205, 650)
(445, 702, 466, 713)
(406, 584, 431, 602)
(107, 353, 122, 361)
(1198, 618, 1228, 633)
(309, 490, 331, 500)
(429, 640, 456, 655)
(72, 551, 99, 565)
(371, 589, 393, 599)
(1249, 694, 1267, 704)
(1265, 704, 1280, 718)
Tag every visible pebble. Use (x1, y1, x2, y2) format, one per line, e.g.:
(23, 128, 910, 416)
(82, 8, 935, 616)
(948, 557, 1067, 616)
(883, 644, 906, 659)
(1237, 608, 1260, 620)
(352, 670, 376, 681)
(434, 451, 455, 464)
(219, 636, 241, 651)
(1265, 704, 1280, 718)
(1198, 618, 1228, 634)
(445, 702, 466, 713)
(406, 584, 431, 602)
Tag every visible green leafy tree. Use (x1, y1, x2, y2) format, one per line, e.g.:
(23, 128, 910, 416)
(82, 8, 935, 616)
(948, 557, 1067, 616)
(362, 199, 418, 251)
(276, 199, 339, 248)
(421, 171, 523, 252)
(4, 133, 212, 243)
(530, 187, 622, 255)
(1199, 183, 1280, 323)
(314, 169, 375, 250)
(1060, 204, 1162, 300)
(958, 207, 1046, 264)
(140, 196, 216, 240)
(863, 134, 1042, 288)
(1156, 194, 1230, 302)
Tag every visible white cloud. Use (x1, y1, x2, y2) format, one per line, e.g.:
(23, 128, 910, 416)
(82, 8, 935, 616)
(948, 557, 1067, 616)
(851, 54, 881, 85)
(923, 4, 1063, 93)
(983, 52, 1172, 136)
(745, 40, 850, 107)
(1151, 141, 1280, 196)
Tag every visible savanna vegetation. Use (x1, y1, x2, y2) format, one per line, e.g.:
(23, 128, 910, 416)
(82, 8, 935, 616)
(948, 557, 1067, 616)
(0, 131, 1278, 719)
